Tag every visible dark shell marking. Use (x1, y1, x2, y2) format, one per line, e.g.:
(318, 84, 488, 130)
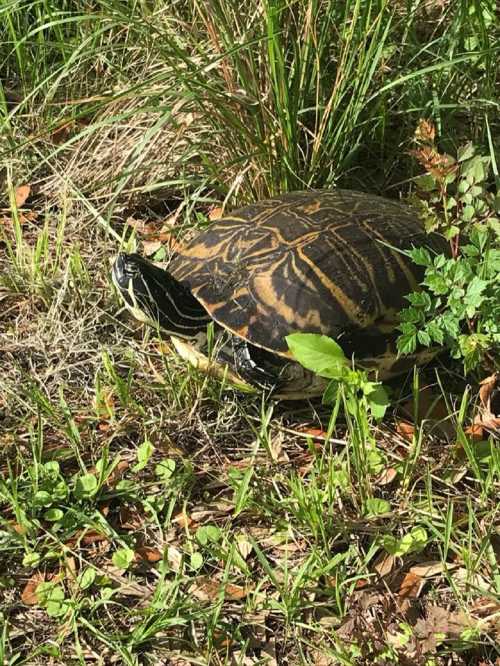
(169, 190, 446, 357)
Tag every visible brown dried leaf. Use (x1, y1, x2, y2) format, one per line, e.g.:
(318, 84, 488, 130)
(172, 511, 195, 529)
(190, 576, 251, 602)
(119, 505, 143, 531)
(415, 118, 436, 144)
(21, 572, 45, 605)
(105, 460, 129, 489)
(464, 423, 484, 441)
(125, 217, 156, 234)
(409, 561, 458, 578)
(398, 572, 424, 599)
(208, 206, 223, 220)
(373, 552, 395, 577)
(396, 420, 415, 441)
(81, 529, 110, 546)
(142, 239, 162, 257)
(414, 605, 472, 653)
(375, 467, 397, 486)
(15, 185, 30, 207)
(479, 373, 498, 410)
(135, 546, 162, 563)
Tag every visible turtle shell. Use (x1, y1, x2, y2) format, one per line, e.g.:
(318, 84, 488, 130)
(168, 189, 446, 357)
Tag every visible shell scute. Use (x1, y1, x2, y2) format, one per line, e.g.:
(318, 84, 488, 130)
(169, 189, 446, 356)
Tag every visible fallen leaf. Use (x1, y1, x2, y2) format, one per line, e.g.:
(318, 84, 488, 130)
(81, 529, 109, 545)
(190, 576, 251, 602)
(167, 545, 183, 573)
(172, 511, 195, 529)
(21, 572, 45, 605)
(398, 572, 424, 599)
(414, 605, 473, 653)
(373, 552, 395, 577)
(396, 420, 415, 441)
(105, 460, 129, 489)
(10, 522, 27, 535)
(479, 373, 499, 411)
(299, 427, 328, 440)
(142, 239, 162, 256)
(119, 505, 143, 531)
(209, 206, 223, 220)
(410, 561, 458, 578)
(15, 185, 30, 207)
(125, 217, 156, 234)
(135, 546, 162, 563)
(464, 423, 484, 441)
(375, 467, 398, 486)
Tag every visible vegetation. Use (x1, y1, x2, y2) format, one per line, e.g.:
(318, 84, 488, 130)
(1, 0, 499, 664)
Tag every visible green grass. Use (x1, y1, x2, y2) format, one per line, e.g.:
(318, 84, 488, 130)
(1, 0, 499, 664)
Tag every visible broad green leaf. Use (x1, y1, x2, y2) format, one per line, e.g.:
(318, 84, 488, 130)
(457, 142, 475, 162)
(33, 490, 52, 507)
(462, 205, 475, 222)
(196, 525, 221, 546)
(397, 331, 417, 355)
(364, 498, 391, 517)
(286, 333, 347, 378)
(22, 552, 41, 568)
(408, 247, 432, 267)
(74, 474, 98, 499)
(43, 508, 64, 522)
(417, 330, 431, 346)
(112, 547, 135, 570)
(155, 458, 176, 480)
(77, 567, 96, 590)
(363, 383, 389, 420)
(382, 526, 428, 556)
(132, 439, 154, 472)
(190, 552, 203, 570)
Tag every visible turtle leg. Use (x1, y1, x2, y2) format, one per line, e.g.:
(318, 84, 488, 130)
(230, 336, 287, 389)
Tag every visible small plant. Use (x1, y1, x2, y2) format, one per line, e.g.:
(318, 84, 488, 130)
(397, 121, 500, 372)
(287, 333, 390, 500)
(286, 333, 389, 421)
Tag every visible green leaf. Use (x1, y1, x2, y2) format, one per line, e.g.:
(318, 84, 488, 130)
(34, 490, 52, 507)
(190, 552, 203, 570)
(286, 333, 347, 378)
(444, 225, 460, 240)
(415, 174, 437, 192)
(427, 321, 444, 345)
(132, 439, 154, 472)
(382, 526, 428, 556)
(155, 458, 176, 480)
(196, 525, 221, 546)
(457, 142, 475, 162)
(462, 205, 475, 222)
(77, 567, 96, 590)
(22, 552, 41, 567)
(112, 547, 135, 570)
(43, 508, 64, 522)
(408, 247, 432, 267)
(397, 331, 417, 355)
(363, 383, 389, 420)
(364, 498, 391, 517)
(37, 582, 69, 618)
(74, 474, 98, 499)
(417, 330, 431, 346)
(322, 379, 340, 405)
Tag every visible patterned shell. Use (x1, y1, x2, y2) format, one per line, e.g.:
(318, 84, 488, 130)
(168, 189, 446, 356)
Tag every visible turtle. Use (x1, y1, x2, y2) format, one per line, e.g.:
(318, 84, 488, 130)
(112, 189, 446, 398)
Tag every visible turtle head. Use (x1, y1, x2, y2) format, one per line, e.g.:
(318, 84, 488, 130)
(112, 252, 210, 337)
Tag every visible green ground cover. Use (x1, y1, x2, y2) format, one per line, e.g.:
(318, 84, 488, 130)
(0, 1, 499, 663)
